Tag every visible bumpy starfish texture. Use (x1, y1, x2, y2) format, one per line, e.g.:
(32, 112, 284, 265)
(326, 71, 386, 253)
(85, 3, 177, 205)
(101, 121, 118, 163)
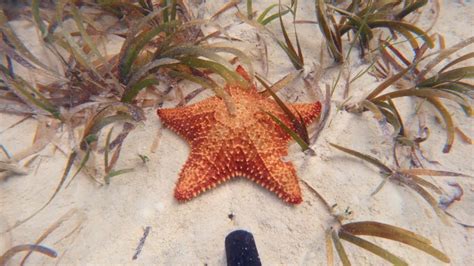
(157, 69, 321, 204)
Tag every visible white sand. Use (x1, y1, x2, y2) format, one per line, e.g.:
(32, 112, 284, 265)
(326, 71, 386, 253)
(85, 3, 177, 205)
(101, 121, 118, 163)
(1, 0, 473, 265)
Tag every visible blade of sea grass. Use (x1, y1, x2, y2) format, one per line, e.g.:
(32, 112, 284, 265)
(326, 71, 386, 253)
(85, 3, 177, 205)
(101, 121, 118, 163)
(161, 0, 170, 23)
(104, 126, 114, 173)
(400, 168, 470, 177)
(329, 143, 392, 174)
(126, 58, 179, 87)
(266, 111, 310, 151)
(342, 221, 430, 244)
(177, 57, 248, 87)
(70, 5, 104, 61)
(257, 4, 278, 23)
(417, 66, 474, 87)
(92, 114, 134, 136)
(341, 221, 450, 262)
(210, 0, 240, 20)
(0, 39, 37, 70)
(31, 0, 47, 37)
(332, 6, 374, 49)
(167, 70, 220, 91)
(247, 0, 253, 19)
(392, 27, 421, 53)
(237, 10, 306, 69)
(79, 104, 145, 161)
(54, 3, 101, 75)
(325, 230, 335, 266)
(419, 36, 474, 78)
(377, 102, 403, 137)
(366, 64, 414, 100)
(0, 245, 57, 265)
(433, 82, 474, 100)
(54, 0, 67, 27)
(438, 89, 473, 116)
(406, 174, 443, 194)
(0, 11, 56, 73)
(256, 73, 310, 146)
(257, 4, 291, 25)
(379, 38, 413, 71)
(170, 0, 178, 21)
(256, 74, 299, 121)
(387, 98, 405, 135)
(438, 52, 474, 73)
(396, 0, 428, 20)
(122, 78, 160, 103)
(338, 230, 408, 266)
(402, 178, 450, 225)
(365, 20, 433, 48)
(20, 209, 78, 265)
(278, 1, 304, 70)
(455, 127, 473, 144)
(0, 69, 61, 119)
(4, 151, 77, 233)
(291, 0, 303, 66)
(315, 0, 343, 62)
(256, 70, 301, 97)
(168, 70, 236, 115)
(203, 44, 255, 80)
(57, 31, 101, 78)
(361, 100, 387, 126)
(426, 97, 455, 153)
(331, 229, 351, 266)
(119, 9, 164, 59)
(373, 88, 471, 108)
(106, 133, 127, 173)
(0, 39, 64, 81)
(65, 149, 93, 188)
(350, 60, 377, 83)
(370, 174, 392, 196)
(161, 45, 234, 72)
(104, 168, 135, 185)
(82, 104, 140, 137)
(119, 21, 179, 80)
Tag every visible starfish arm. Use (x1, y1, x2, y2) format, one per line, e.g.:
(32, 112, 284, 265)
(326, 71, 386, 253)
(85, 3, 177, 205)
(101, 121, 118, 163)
(174, 136, 232, 201)
(245, 124, 303, 203)
(290, 101, 322, 125)
(174, 149, 225, 201)
(258, 99, 322, 140)
(247, 153, 303, 204)
(157, 98, 220, 142)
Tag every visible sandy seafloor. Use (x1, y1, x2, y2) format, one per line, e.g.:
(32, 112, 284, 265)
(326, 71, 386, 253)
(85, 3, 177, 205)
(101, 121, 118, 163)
(1, 0, 473, 265)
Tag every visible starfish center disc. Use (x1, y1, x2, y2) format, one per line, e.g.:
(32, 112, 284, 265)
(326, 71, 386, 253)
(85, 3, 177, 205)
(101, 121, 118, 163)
(215, 92, 264, 130)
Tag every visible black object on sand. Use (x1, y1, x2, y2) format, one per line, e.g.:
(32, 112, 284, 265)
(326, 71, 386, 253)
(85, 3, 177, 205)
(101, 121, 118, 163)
(225, 230, 262, 266)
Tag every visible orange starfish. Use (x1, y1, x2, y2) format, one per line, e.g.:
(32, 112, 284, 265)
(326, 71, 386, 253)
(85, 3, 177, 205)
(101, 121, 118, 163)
(157, 67, 321, 204)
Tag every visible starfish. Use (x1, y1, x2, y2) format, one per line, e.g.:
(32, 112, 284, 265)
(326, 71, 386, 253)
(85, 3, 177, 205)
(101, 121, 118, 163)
(157, 67, 321, 204)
